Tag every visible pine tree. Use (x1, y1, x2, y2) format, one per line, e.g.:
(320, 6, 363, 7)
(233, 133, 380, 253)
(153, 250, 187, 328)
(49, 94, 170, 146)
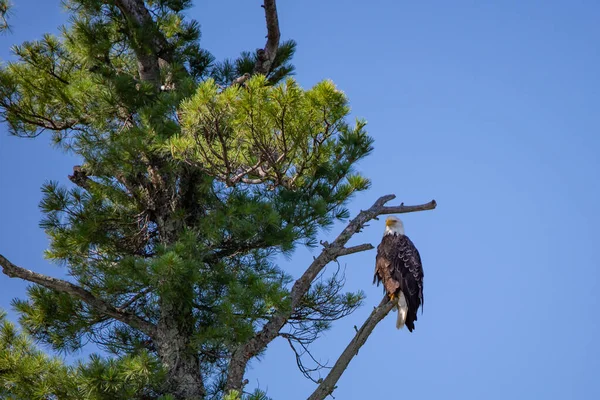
(0, 1, 435, 399)
(0, 0, 9, 33)
(0, 309, 171, 400)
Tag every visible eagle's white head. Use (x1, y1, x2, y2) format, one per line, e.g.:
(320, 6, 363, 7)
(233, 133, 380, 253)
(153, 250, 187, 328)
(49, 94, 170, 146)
(384, 216, 405, 236)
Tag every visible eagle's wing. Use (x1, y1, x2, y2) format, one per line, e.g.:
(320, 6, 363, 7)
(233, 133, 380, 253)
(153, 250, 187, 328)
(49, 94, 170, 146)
(393, 235, 424, 329)
(374, 236, 401, 296)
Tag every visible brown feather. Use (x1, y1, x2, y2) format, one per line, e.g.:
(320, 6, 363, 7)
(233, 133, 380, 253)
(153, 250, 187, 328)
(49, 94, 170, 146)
(374, 233, 424, 332)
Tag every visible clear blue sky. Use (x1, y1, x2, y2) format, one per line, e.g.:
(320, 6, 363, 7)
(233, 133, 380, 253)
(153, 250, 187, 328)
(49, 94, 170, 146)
(1, 1, 599, 399)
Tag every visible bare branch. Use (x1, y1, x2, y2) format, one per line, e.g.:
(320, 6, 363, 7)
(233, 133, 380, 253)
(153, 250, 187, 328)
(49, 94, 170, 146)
(378, 200, 438, 216)
(281, 332, 331, 384)
(0, 254, 157, 338)
(286, 262, 363, 368)
(225, 195, 437, 393)
(254, 0, 280, 75)
(336, 243, 374, 257)
(307, 296, 395, 400)
(227, 0, 280, 84)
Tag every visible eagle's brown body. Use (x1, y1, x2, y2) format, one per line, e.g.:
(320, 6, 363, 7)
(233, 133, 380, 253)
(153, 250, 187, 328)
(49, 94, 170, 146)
(374, 232, 424, 331)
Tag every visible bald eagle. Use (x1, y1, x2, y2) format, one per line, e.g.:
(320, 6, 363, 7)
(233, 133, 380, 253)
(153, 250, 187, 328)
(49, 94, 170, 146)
(374, 216, 424, 331)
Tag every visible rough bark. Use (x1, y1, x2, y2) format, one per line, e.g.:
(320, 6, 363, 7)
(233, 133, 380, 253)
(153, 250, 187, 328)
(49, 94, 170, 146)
(156, 302, 205, 399)
(112, 0, 172, 87)
(142, 166, 206, 398)
(0, 254, 157, 337)
(254, 0, 281, 75)
(224, 195, 437, 393)
(307, 296, 396, 400)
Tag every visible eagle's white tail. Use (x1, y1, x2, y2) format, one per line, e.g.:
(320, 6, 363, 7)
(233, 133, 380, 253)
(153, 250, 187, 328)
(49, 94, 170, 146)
(396, 292, 408, 329)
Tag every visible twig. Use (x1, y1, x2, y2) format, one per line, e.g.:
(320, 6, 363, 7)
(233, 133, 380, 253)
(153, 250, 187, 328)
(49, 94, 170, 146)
(307, 296, 395, 400)
(335, 243, 374, 258)
(281, 332, 331, 384)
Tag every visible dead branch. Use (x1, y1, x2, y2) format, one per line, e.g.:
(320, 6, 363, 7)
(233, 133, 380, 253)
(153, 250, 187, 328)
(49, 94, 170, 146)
(224, 195, 436, 393)
(307, 296, 395, 400)
(0, 254, 157, 338)
(335, 243, 374, 257)
(228, 0, 281, 86)
(281, 332, 331, 384)
(254, 0, 280, 75)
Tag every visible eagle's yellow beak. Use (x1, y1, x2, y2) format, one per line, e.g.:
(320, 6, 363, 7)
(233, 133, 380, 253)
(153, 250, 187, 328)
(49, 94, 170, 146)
(385, 218, 395, 227)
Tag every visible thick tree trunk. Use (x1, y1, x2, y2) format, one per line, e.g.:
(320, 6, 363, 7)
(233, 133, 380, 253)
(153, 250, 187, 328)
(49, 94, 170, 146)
(156, 303, 205, 399)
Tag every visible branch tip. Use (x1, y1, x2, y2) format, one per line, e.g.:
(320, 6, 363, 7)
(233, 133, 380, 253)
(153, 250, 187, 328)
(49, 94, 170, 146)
(0, 254, 156, 337)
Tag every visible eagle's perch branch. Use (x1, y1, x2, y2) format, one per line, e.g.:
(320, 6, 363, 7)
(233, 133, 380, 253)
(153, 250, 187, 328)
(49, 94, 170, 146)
(307, 296, 396, 400)
(0, 254, 157, 338)
(225, 195, 437, 393)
